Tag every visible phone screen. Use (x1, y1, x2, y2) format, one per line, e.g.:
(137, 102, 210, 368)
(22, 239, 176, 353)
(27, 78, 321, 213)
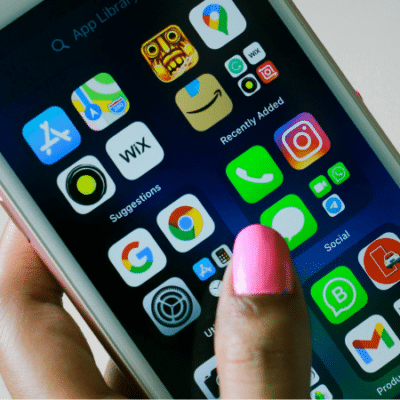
(1, 0, 400, 398)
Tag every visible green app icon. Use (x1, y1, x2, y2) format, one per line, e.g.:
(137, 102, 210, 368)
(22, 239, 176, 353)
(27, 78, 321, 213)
(226, 146, 283, 203)
(311, 266, 368, 324)
(328, 162, 350, 185)
(260, 194, 317, 250)
(309, 175, 332, 198)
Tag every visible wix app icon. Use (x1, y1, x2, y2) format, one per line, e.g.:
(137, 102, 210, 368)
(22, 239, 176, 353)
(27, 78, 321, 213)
(106, 122, 164, 180)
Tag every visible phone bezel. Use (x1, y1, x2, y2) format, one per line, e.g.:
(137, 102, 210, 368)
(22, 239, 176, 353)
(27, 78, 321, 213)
(0, 0, 399, 398)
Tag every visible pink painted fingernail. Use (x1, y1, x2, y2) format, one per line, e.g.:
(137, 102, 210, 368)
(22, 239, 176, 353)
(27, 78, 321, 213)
(233, 224, 294, 295)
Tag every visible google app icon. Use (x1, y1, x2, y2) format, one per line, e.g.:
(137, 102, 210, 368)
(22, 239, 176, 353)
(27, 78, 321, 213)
(158, 194, 215, 253)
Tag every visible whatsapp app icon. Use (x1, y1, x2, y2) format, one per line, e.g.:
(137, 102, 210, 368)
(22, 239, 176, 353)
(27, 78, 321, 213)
(311, 266, 368, 324)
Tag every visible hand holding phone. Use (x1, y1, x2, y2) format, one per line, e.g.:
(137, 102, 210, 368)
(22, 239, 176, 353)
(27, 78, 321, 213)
(0, 222, 311, 398)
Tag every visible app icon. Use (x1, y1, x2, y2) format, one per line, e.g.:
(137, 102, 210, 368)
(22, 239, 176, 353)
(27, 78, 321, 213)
(23, 106, 81, 165)
(106, 122, 164, 180)
(274, 113, 331, 170)
(194, 355, 218, 399)
(328, 162, 350, 185)
(225, 54, 248, 78)
(176, 74, 233, 131)
(211, 244, 232, 268)
(257, 61, 279, 84)
(193, 258, 216, 281)
(322, 194, 345, 217)
(311, 266, 368, 324)
(157, 194, 215, 253)
(243, 42, 266, 65)
(57, 155, 116, 214)
(108, 228, 167, 287)
(72, 73, 129, 131)
(309, 176, 332, 198)
(394, 299, 400, 316)
(141, 25, 199, 83)
(345, 315, 400, 373)
(311, 384, 333, 400)
(358, 232, 400, 290)
(310, 367, 320, 387)
(260, 194, 317, 251)
(238, 73, 261, 96)
(189, 0, 247, 50)
(226, 146, 283, 203)
(143, 277, 201, 336)
(209, 280, 223, 297)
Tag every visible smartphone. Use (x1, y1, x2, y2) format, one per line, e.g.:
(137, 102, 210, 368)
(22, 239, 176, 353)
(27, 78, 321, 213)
(1, 0, 400, 398)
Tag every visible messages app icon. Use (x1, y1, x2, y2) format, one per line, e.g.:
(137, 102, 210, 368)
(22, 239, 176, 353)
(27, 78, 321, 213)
(311, 266, 368, 324)
(226, 146, 283, 203)
(260, 194, 317, 251)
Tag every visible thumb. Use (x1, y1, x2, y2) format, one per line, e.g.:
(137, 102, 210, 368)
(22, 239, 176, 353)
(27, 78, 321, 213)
(215, 225, 312, 399)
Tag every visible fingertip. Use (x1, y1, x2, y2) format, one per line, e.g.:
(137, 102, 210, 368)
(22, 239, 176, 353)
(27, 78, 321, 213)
(232, 224, 294, 295)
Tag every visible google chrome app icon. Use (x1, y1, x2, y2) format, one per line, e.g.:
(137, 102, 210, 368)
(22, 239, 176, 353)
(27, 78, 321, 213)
(157, 194, 215, 253)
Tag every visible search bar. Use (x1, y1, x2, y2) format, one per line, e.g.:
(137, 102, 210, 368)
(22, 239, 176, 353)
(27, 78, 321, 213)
(51, 39, 71, 52)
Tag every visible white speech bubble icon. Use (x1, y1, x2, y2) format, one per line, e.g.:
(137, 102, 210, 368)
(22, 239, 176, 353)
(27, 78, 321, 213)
(272, 206, 305, 242)
(323, 277, 356, 317)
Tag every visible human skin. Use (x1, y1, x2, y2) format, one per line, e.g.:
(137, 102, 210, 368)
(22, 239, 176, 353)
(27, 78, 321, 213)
(0, 220, 311, 398)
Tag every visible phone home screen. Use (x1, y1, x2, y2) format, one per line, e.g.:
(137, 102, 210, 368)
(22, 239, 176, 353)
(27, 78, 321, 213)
(1, 0, 400, 398)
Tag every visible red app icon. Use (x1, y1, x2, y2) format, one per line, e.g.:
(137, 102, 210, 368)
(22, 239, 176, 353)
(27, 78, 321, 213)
(257, 61, 279, 84)
(274, 112, 331, 170)
(358, 232, 400, 290)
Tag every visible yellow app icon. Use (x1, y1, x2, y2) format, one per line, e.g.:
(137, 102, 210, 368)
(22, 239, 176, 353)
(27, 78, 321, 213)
(176, 74, 233, 131)
(141, 25, 199, 83)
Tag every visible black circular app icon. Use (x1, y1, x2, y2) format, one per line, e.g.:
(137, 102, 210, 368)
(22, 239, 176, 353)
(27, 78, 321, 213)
(240, 75, 259, 95)
(66, 164, 107, 206)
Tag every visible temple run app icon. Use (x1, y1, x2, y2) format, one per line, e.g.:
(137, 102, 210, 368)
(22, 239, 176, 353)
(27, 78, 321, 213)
(274, 112, 331, 170)
(157, 194, 215, 253)
(190, 0, 247, 49)
(72, 73, 129, 131)
(108, 228, 167, 287)
(176, 74, 233, 131)
(141, 25, 199, 83)
(358, 232, 400, 290)
(23, 106, 81, 165)
(345, 315, 400, 373)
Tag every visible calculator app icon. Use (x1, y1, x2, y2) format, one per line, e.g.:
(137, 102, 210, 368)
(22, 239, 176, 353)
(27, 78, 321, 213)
(211, 244, 232, 268)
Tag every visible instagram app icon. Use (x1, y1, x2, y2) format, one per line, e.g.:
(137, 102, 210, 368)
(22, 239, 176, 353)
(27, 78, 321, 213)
(274, 113, 331, 170)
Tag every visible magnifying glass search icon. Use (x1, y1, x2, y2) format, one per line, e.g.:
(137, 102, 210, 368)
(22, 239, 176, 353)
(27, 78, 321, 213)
(52, 39, 71, 52)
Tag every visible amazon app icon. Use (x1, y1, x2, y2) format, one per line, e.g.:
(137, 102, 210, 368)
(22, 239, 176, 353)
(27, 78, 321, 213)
(176, 74, 233, 131)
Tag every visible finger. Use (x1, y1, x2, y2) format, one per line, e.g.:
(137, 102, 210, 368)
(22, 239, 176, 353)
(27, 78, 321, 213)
(0, 219, 124, 399)
(104, 359, 147, 399)
(215, 225, 311, 399)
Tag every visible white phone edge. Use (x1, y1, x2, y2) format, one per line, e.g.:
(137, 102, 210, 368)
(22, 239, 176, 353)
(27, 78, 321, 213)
(1, 0, 400, 398)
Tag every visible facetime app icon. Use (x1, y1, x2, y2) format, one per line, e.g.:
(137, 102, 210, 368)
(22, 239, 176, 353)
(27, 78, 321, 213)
(176, 74, 233, 131)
